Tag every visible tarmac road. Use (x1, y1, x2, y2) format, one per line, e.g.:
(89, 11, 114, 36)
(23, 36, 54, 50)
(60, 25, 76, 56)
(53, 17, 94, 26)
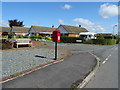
(46, 42, 118, 88)
(85, 45, 118, 88)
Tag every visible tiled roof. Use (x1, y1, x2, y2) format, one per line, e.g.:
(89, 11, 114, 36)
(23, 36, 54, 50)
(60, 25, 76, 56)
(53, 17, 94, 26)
(30, 26, 57, 33)
(12, 26, 30, 33)
(59, 25, 88, 33)
(0, 27, 11, 32)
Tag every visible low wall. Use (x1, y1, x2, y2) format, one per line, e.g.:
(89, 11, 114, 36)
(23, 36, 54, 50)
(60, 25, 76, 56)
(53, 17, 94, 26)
(32, 41, 41, 47)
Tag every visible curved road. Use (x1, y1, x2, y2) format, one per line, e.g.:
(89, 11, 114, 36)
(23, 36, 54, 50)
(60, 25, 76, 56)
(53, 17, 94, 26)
(85, 45, 118, 88)
(46, 42, 118, 88)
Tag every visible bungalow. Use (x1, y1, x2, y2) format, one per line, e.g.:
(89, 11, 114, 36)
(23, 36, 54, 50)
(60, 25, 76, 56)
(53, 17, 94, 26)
(0, 27, 11, 35)
(0, 26, 29, 36)
(12, 26, 30, 36)
(57, 25, 88, 37)
(28, 26, 57, 37)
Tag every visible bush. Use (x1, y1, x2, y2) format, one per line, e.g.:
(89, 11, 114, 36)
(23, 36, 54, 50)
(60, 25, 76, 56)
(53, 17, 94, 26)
(84, 39, 93, 44)
(60, 36, 84, 43)
(30, 36, 43, 41)
(8, 32, 15, 39)
(1, 43, 12, 49)
(19, 35, 23, 38)
(97, 34, 104, 39)
(45, 37, 52, 40)
(30, 36, 42, 39)
(2, 35, 7, 38)
(84, 39, 117, 45)
(103, 36, 112, 39)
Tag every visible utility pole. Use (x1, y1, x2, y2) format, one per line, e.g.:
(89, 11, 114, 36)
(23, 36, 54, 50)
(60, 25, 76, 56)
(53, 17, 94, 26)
(112, 25, 117, 39)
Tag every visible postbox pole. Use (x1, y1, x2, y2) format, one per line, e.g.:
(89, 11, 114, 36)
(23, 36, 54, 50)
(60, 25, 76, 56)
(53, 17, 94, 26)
(55, 41, 57, 60)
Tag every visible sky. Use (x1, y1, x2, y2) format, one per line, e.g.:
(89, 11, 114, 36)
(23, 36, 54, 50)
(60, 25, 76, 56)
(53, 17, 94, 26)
(1, 2, 119, 34)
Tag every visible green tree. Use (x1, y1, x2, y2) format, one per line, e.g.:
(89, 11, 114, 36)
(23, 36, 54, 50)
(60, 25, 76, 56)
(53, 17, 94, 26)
(8, 19, 24, 28)
(97, 34, 104, 39)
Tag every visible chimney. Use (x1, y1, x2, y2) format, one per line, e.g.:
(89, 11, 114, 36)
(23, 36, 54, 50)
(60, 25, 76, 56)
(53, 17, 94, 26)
(79, 25, 81, 27)
(52, 25, 54, 28)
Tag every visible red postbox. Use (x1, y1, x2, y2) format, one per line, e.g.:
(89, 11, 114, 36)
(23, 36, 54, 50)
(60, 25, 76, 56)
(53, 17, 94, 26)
(52, 30, 61, 42)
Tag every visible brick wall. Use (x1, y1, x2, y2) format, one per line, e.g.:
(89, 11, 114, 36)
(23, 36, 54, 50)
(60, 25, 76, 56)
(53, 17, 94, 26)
(68, 34, 79, 37)
(32, 41, 41, 47)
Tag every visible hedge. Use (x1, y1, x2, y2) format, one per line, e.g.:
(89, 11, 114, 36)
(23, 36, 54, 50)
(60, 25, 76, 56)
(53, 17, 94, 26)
(84, 39, 117, 45)
(60, 36, 84, 43)
(30, 36, 43, 39)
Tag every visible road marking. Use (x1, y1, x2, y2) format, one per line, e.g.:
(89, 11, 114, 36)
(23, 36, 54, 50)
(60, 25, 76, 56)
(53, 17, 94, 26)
(102, 54, 112, 64)
(102, 61, 106, 64)
(105, 58, 108, 61)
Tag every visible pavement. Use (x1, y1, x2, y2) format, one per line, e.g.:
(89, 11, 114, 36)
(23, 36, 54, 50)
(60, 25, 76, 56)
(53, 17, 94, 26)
(2, 52, 96, 88)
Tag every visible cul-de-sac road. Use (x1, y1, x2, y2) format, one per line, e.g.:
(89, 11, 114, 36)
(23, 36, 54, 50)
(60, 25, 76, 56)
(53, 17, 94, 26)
(2, 42, 118, 88)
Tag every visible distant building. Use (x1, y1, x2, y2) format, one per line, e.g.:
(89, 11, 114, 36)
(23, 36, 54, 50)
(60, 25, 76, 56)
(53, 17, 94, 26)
(79, 32, 97, 39)
(97, 33, 112, 36)
(12, 26, 30, 36)
(57, 25, 88, 37)
(0, 26, 29, 36)
(28, 26, 56, 37)
(0, 27, 11, 35)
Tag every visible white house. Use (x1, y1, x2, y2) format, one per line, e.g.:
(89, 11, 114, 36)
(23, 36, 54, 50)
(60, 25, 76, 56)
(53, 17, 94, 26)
(79, 32, 97, 39)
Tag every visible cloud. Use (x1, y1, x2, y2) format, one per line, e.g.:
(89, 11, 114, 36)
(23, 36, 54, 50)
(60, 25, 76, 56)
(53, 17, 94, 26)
(0, 20, 9, 27)
(73, 18, 94, 26)
(58, 19, 65, 24)
(99, 3, 118, 18)
(63, 4, 72, 9)
(73, 18, 106, 33)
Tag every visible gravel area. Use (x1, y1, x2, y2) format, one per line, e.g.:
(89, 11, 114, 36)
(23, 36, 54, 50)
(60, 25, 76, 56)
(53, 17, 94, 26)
(1, 47, 65, 78)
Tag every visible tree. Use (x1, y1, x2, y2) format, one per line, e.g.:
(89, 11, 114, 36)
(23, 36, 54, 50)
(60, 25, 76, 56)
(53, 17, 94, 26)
(8, 19, 24, 28)
(97, 34, 104, 39)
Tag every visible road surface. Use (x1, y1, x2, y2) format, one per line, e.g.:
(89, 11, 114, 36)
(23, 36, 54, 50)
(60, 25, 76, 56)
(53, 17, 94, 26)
(85, 45, 118, 88)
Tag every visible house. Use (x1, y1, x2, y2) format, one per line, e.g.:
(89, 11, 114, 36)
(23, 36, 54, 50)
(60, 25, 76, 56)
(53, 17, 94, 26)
(28, 26, 57, 37)
(57, 25, 88, 37)
(12, 26, 30, 36)
(0, 26, 29, 36)
(0, 27, 11, 35)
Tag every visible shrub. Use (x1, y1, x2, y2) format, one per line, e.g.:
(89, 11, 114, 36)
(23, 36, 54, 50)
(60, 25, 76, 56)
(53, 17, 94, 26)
(8, 32, 15, 39)
(38, 36, 42, 39)
(103, 36, 112, 39)
(19, 35, 23, 38)
(30, 36, 42, 39)
(60, 36, 84, 43)
(2, 35, 7, 38)
(45, 37, 52, 40)
(84, 39, 93, 44)
(1, 43, 11, 49)
(97, 34, 104, 39)
(84, 39, 117, 45)
(23, 36, 28, 38)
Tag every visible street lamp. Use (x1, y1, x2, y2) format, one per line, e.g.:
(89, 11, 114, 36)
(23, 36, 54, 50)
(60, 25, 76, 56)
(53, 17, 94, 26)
(112, 25, 117, 39)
